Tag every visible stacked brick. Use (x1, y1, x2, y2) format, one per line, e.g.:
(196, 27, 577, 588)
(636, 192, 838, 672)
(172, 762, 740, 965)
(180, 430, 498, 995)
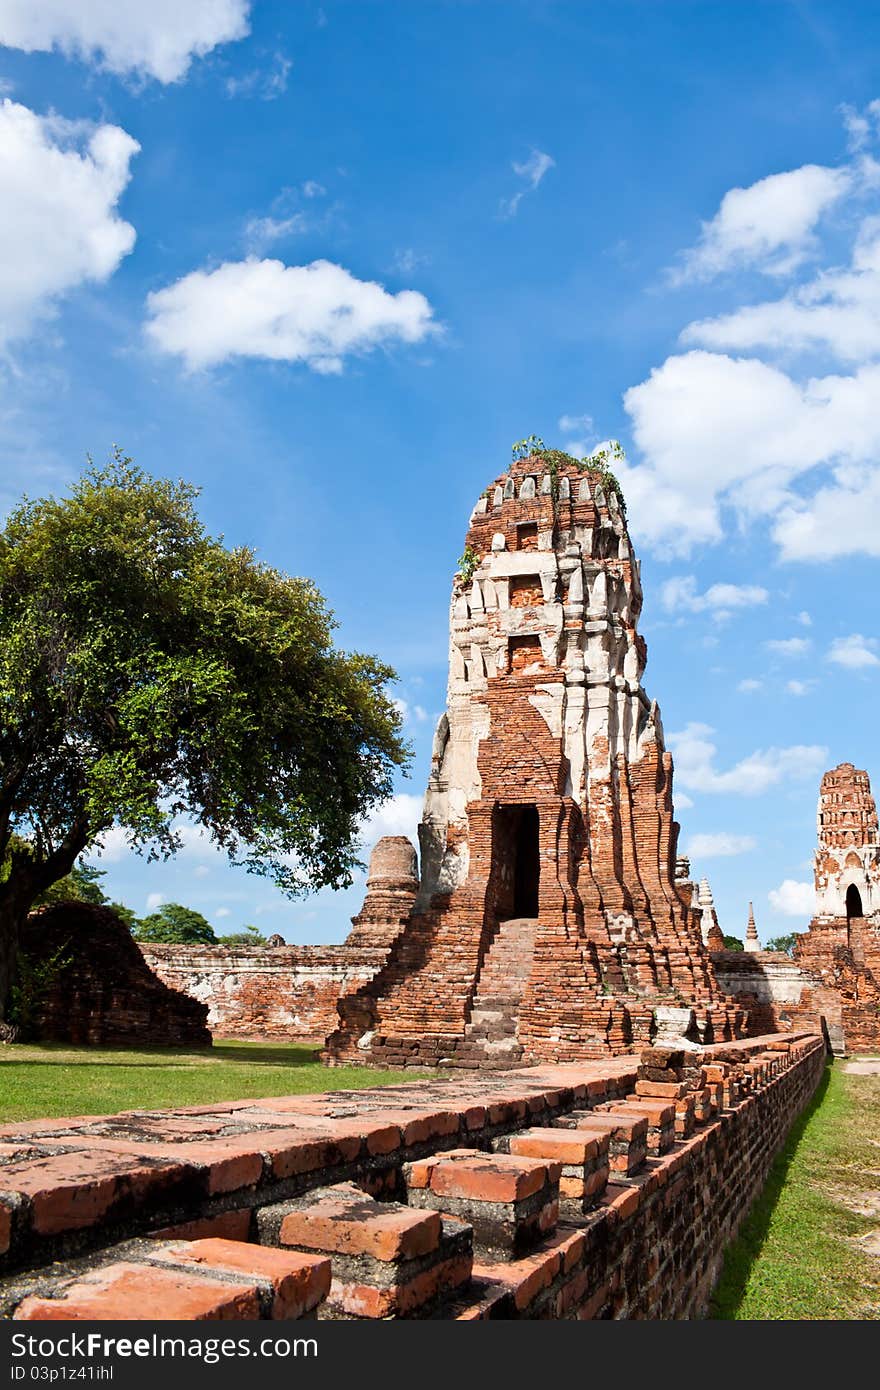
(0, 1033, 826, 1320)
(326, 451, 741, 1069)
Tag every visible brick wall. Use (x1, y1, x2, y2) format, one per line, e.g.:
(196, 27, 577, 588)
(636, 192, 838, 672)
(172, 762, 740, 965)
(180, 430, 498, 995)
(140, 943, 387, 1042)
(0, 1032, 826, 1319)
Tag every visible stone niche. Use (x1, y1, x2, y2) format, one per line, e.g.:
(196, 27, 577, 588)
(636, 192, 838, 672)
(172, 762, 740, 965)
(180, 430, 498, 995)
(325, 452, 744, 1069)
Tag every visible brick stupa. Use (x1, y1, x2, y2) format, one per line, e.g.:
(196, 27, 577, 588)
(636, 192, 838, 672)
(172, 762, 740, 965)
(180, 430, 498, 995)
(791, 762, 880, 1050)
(326, 451, 742, 1067)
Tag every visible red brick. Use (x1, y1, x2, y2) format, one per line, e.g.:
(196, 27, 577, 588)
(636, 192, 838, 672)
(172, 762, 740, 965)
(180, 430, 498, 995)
(279, 1193, 441, 1262)
(509, 1129, 599, 1165)
(151, 1210, 252, 1243)
(14, 1262, 260, 1321)
(429, 1154, 554, 1204)
(156, 1239, 331, 1318)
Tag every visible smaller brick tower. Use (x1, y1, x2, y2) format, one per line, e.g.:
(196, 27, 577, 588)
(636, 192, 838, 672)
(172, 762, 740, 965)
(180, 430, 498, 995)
(793, 762, 880, 1051)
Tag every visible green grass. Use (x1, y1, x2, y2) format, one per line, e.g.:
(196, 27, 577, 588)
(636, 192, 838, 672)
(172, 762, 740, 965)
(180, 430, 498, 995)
(712, 1060, 880, 1319)
(0, 1040, 425, 1122)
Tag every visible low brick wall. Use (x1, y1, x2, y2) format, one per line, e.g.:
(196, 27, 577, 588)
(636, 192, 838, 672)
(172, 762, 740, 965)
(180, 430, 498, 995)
(140, 943, 385, 1042)
(0, 1031, 826, 1319)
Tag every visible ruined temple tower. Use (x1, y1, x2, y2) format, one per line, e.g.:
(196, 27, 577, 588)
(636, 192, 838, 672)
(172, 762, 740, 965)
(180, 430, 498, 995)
(813, 763, 880, 928)
(326, 450, 740, 1067)
(790, 762, 880, 1051)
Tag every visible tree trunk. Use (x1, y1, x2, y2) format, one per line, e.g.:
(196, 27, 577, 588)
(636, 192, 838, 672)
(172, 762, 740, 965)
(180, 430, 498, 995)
(0, 829, 88, 1019)
(0, 883, 36, 1021)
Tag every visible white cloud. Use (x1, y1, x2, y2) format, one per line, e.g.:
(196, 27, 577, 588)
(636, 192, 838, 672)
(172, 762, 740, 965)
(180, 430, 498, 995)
(145, 257, 437, 372)
(0, 99, 138, 344)
(668, 722, 828, 796)
(0, 0, 250, 84)
(93, 824, 131, 862)
(660, 575, 768, 619)
(225, 50, 291, 100)
(559, 413, 594, 435)
(621, 351, 880, 556)
(827, 633, 880, 669)
(765, 636, 811, 657)
(674, 791, 694, 809)
(359, 792, 423, 853)
(797, 610, 813, 626)
(774, 464, 880, 560)
(621, 113, 880, 562)
(392, 248, 429, 275)
(768, 878, 815, 916)
(215, 906, 231, 918)
(786, 679, 814, 696)
(686, 832, 757, 859)
(501, 148, 554, 217)
(243, 213, 309, 253)
(737, 678, 763, 693)
(669, 164, 851, 283)
(145, 891, 165, 911)
(682, 218, 880, 365)
(302, 180, 325, 199)
(840, 99, 880, 153)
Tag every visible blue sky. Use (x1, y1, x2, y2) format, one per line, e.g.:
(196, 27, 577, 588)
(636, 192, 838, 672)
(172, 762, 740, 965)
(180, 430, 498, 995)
(2, 1, 880, 945)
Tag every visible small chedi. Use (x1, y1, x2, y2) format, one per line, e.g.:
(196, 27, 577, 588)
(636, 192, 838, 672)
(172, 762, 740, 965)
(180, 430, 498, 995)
(326, 448, 744, 1067)
(792, 762, 880, 1050)
(712, 761, 880, 1053)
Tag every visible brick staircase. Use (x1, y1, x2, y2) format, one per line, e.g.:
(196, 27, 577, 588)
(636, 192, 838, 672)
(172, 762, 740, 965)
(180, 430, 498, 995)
(461, 917, 538, 1067)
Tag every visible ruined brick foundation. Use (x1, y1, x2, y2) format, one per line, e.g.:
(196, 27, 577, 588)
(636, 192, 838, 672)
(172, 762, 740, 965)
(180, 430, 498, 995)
(18, 903, 210, 1048)
(0, 1032, 825, 1320)
(140, 942, 386, 1043)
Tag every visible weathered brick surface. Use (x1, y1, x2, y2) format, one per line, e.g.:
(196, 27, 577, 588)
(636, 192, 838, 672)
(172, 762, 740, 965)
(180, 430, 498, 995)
(0, 1034, 826, 1320)
(19, 904, 209, 1047)
(14, 1261, 262, 1321)
(325, 454, 741, 1070)
(406, 1150, 560, 1254)
(141, 942, 387, 1043)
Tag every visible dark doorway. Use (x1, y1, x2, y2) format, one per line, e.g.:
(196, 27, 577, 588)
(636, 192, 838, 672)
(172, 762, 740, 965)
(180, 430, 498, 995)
(494, 804, 540, 918)
(846, 884, 864, 918)
(514, 806, 540, 917)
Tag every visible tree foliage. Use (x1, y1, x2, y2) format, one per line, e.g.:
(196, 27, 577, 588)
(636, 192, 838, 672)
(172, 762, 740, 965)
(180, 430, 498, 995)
(217, 923, 267, 946)
(722, 935, 744, 952)
(765, 933, 800, 957)
(0, 451, 409, 1011)
(133, 902, 217, 945)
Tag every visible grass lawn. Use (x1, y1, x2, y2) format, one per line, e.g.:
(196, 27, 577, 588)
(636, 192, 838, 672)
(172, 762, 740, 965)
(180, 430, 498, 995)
(712, 1059, 880, 1319)
(0, 1040, 425, 1123)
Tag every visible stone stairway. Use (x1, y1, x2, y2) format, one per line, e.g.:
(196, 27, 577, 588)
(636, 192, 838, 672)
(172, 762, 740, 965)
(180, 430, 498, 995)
(460, 917, 538, 1067)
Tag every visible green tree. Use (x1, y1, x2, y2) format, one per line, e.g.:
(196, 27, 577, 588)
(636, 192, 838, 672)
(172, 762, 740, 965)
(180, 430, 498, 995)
(217, 923, 267, 946)
(35, 861, 109, 908)
(0, 451, 408, 1015)
(133, 902, 217, 945)
(765, 933, 799, 957)
(722, 935, 744, 952)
